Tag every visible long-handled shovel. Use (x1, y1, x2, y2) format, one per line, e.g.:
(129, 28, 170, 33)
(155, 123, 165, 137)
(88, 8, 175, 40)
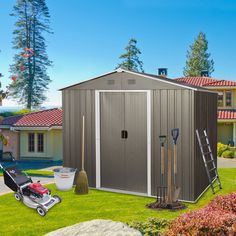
(171, 128, 181, 202)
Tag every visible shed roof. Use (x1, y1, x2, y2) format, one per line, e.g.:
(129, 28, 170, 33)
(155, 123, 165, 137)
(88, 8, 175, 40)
(60, 69, 214, 92)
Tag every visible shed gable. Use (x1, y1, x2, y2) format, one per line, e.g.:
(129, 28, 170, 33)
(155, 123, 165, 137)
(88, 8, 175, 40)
(64, 71, 190, 91)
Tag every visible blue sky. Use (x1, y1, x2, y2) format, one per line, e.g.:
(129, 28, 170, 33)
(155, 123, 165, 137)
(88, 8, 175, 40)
(0, 0, 236, 107)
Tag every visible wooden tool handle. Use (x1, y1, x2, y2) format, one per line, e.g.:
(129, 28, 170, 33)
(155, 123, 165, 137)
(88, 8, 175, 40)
(167, 148, 172, 203)
(174, 144, 177, 175)
(82, 116, 85, 171)
(161, 146, 164, 174)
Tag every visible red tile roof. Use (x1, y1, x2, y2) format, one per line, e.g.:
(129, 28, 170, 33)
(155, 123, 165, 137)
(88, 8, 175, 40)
(0, 108, 62, 128)
(204, 80, 236, 87)
(218, 110, 236, 119)
(175, 77, 236, 87)
(175, 77, 217, 87)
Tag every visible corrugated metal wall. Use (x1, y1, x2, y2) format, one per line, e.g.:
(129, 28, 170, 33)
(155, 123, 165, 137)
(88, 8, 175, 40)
(152, 89, 195, 201)
(194, 91, 217, 200)
(62, 89, 96, 187)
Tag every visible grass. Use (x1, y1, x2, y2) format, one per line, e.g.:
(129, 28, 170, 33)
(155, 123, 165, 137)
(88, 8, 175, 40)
(0, 168, 235, 236)
(0, 169, 54, 177)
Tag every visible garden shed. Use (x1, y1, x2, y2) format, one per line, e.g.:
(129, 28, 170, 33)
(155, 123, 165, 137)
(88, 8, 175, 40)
(61, 69, 217, 202)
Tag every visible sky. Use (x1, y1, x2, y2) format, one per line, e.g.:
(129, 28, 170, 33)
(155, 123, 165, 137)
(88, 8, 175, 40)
(0, 0, 236, 107)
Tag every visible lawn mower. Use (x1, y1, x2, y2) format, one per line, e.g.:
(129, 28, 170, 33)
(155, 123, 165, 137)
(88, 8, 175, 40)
(0, 163, 61, 216)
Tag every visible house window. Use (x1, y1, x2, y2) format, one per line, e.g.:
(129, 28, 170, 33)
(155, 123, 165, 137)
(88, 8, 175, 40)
(37, 133, 44, 152)
(218, 92, 224, 107)
(225, 91, 232, 107)
(28, 133, 35, 152)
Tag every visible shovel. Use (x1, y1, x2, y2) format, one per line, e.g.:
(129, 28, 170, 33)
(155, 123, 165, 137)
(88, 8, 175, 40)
(171, 128, 181, 202)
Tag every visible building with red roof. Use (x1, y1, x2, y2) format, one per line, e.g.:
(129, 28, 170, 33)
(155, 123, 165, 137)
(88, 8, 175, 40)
(0, 108, 62, 160)
(175, 76, 236, 145)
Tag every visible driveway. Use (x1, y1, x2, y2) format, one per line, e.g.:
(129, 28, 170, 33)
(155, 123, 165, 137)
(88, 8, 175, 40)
(218, 157, 236, 168)
(0, 176, 54, 196)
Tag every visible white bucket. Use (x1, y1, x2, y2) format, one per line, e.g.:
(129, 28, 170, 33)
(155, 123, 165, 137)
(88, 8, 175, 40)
(53, 167, 76, 191)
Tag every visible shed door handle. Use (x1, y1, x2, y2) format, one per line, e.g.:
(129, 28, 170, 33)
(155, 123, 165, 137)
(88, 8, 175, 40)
(121, 130, 128, 139)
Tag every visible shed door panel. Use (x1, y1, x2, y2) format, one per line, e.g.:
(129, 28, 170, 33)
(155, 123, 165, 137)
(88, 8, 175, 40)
(124, 93, 147, 193)
(100, 93, 125, 189)
(100, 92, 147, 193)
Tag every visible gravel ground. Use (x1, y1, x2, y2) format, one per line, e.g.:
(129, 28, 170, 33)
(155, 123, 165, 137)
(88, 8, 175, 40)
(218, 157, 236, 168)
(0, 176, 54, 196)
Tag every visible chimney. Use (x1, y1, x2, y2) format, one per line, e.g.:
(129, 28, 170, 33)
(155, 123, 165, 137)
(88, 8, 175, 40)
(201, 70, 209, 77)
(158, 68, 168, 77)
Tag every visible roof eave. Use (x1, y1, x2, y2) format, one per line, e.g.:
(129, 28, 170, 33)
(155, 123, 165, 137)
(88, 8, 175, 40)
(12, 125, 62, 131)
(204, 86, 236, 89)
(218, 119, 236, 122)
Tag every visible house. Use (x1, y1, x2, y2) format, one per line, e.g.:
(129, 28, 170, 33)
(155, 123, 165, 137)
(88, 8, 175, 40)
(175, 76, 236, 145)
(61, 69, 217, 202)
(0, 108, 63, 160)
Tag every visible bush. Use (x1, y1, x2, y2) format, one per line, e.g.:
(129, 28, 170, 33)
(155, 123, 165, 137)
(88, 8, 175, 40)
(222, 150, 234, 158)
(207, 192, 236, 214)
(217, 142, 230, 157)
(128, 218, 169, 236)
(166, 192, 236, 236)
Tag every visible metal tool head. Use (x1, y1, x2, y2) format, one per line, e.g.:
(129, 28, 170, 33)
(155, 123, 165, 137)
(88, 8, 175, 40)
(159, 135, 167, 146)
(171, 128, 179, 145)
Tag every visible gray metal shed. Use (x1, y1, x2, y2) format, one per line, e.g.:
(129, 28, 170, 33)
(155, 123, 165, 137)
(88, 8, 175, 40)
(61, 69, 217, 202)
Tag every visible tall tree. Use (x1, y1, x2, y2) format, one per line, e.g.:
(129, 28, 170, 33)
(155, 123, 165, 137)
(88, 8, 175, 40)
(116, 38, 144, 72)
(9, 0, 52, 109)
(183, 32, 214, 77)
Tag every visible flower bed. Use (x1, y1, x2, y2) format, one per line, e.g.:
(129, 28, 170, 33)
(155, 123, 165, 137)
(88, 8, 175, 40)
(166, 192, 236, 235)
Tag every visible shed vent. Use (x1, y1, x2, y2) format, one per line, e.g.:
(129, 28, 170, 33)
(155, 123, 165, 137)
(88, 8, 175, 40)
(107, 80, 115, 85)
(128, 79, 136, 85)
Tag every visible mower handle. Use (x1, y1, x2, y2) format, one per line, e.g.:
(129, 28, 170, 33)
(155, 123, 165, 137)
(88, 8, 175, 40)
(171, 128, 179, 145)
(0, 162, 3, 170)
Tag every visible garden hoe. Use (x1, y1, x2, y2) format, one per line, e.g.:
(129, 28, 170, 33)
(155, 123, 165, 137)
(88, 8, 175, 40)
(171, 128, 181, 202)
(75, 115, 89, 195)
(159, 135, 167, 204)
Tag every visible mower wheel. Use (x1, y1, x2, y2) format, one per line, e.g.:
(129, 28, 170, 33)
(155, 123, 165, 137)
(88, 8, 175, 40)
(53, 195, 62, 203)
(14, 192, 22, 201)
(36, 206, 47, 217)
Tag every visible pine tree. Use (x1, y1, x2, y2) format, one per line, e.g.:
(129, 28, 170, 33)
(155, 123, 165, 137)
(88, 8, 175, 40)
(183, 32, 214, 77)
(9, 0, 52, 109)
(116, 38, 144, 72)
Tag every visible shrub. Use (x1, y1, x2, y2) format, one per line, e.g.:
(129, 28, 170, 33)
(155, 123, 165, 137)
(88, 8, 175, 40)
(166, 192, 236, 236)
(207, 192, 236, 214)
(166, 208, 236, 236)
(217, 142, 230, 157)
(222, 150, 234, 158)
(128, 217, 169, 236)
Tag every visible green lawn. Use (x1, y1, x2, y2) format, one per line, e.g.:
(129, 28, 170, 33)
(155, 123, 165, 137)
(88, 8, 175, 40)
(0, 169, 53, 177)
(0, 168, 235, 236)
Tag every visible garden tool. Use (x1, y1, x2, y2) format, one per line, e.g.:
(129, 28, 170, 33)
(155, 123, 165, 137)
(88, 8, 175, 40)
(171, 128, 181, 202)
(158, 135, 167, 203)
(75, 115, 89, 195)
(167, 148, 173, 203)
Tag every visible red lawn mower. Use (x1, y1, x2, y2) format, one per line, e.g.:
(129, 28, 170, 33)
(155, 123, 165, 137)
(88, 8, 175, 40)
(0, 163, 61, 216)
